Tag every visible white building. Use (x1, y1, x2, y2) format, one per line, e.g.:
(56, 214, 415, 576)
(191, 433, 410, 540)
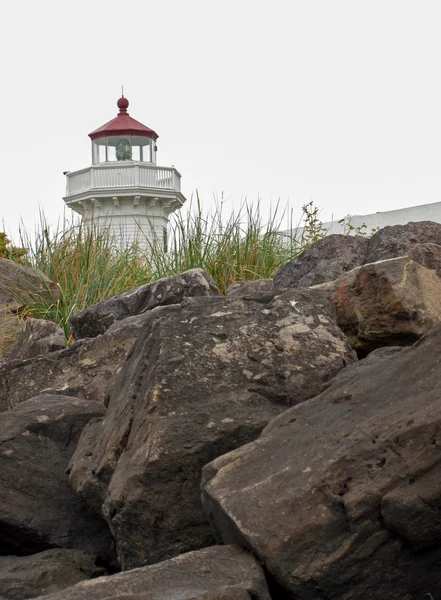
(63, 95, 186, 248)
(292, 200, 441, 239)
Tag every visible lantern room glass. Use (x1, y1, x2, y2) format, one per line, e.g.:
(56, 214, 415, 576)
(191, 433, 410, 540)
(92, 136, 156, 165)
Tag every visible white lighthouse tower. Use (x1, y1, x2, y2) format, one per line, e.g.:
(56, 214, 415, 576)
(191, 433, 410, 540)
(63, 95, 186, 248)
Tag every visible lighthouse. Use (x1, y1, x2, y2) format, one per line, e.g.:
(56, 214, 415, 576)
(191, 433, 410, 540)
(63, 95, 186, 248)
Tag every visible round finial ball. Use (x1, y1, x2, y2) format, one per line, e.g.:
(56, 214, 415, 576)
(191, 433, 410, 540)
(117, 96, 129, 110)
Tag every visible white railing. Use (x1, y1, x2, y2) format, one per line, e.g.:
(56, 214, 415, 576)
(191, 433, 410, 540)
(65, 164, 181, 197)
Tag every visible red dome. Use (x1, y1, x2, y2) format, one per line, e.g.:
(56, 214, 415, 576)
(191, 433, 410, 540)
(89, 96, 158, 141)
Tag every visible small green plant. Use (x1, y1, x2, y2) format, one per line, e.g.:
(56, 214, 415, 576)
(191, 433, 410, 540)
(300, 201, 327, 245)
(338, 219, 379, 237)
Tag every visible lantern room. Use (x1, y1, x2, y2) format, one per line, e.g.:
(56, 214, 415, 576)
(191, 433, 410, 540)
(89, 96, 158, 165)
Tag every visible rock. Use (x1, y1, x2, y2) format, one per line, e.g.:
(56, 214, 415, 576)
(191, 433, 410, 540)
(0, 259, 59, 312)
(0, 549, 104, 600)
(34, 546, 271, 600)
(273, 234, 368, 290)
(226, 280, 273, 297)
(0, 313, 150, 412)
(7, 318, 66, 361)
(0, 394, 114, 563)
(69, 269, 221, 340)
(365, 221, 441, 264)
(314, 251, 441, 354)
(0, 305, 23, 359)
(201, 325, 441, 600)
(68, 290, 356, 569)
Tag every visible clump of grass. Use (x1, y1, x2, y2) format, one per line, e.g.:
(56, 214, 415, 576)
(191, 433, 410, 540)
(7, 198, 324, 341)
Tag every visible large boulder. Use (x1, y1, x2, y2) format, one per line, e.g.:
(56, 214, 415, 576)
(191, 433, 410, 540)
(0, 259, 59, 311)
(365, 220, 441, 264)
(34, 546, 271, 600)
(69, 268, 221, 340)
(0, 549, 104, 600)
(201, 325, 441, 600)
(273, 235, 368, 290)
(0, 313, 151, 412)
(314, 248, 441, 353)
(0, 394, 114, 563)
(68, 290, 356, 569)
(7, 318, 66, 361)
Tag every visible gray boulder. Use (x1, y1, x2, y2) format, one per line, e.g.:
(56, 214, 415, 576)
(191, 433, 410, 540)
(0, 549, 104, 600)
(69, 290, 356, 569)
(0, 394, 114, 563)
(273, 234, 368, 289)
(8, 318, 65, 361)
(0, 313, 151, 412)
(69, 268, 221, 340)
(365, 220, 441, 264)
(202, 325, 441, 599)
(0, 259, 59, 311)
(34, 546, 271, 600)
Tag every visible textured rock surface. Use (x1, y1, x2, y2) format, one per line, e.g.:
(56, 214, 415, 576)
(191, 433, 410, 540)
(202, 325, 441, 600)
(0, 259, 59, 310)
(273, 234, 369, 290)
(0, 394, 114, 562)
(226, 279, 273, 297)
(69, 269, 221, 340)
(0, 549, 103, 600)
(69, 290, 356, 569)
(365, 220, 441, 264)
(0, 314, 150, 412)
(8, 318, 66, 361)
(34, 546, 271, 600)
(314, 253, 441, 353)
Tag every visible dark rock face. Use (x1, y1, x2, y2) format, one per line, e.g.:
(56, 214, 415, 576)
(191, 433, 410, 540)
(69, 269, 221, 340)
(273, 235, 369, 289)
(8, 318, 66, 361)
(0, 394, 114, 563)
(0, 314, 150, 412)
(365, 221, 441, 264)
(69, 291, 356, 569)
(226, 279, 273, 297)
(202, 325, 441, 599)
(0, 549, 103, 600)
(34, 546, 272, 600)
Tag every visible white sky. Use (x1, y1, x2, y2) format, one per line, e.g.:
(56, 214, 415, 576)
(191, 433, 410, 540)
(1, 0, 441, 241)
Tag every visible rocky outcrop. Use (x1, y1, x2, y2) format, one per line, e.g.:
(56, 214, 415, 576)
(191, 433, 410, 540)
(0, 549, 104, 600)
(69, 269, 221, 340)
(314, 250, 441, 353)
(8, 318, 66, 361)
(34, 546, 271, 600)
(0, 314, 150, 411)
(201, 325, 441, 599)
(365, 220, 441, 264)
(0, 394, 114, 563)
(68, 290, 356, 569)
(273, 234, 369, 289)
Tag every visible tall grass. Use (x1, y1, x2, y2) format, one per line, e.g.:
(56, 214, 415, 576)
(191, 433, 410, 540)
(9, 198, 324, 341)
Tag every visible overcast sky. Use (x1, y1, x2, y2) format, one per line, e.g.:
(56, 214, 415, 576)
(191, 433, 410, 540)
(1, 0, 441, 240)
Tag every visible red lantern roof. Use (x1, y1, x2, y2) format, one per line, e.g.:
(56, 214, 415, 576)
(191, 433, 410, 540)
(89, 96, 158, 141)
